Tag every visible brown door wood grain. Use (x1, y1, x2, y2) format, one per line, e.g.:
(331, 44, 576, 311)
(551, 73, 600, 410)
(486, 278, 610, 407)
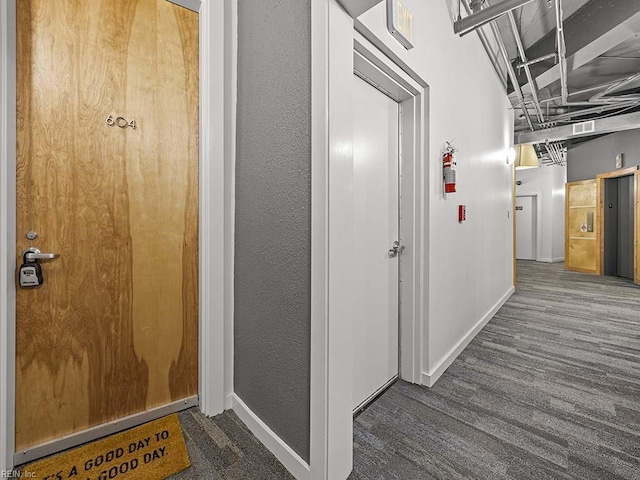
(15, 0, 199, 451)
(565, 180, 599, 274)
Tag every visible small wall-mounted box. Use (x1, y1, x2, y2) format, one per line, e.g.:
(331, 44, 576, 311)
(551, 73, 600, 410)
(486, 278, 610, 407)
(616, 153, 624, 169)
(458, 205, 466, 223)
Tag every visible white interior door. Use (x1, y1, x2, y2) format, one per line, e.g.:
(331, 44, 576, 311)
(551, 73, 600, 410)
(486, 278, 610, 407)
(352, 75, 400, 411)
(516, 196, 536, 260)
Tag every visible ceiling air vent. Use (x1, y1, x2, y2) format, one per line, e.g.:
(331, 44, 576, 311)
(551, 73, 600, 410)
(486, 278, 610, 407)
(573, 120, 595, 136)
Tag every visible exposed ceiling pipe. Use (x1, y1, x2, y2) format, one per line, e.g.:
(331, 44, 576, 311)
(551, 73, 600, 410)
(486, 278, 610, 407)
(507, 11, 545, 124)
(454, 0, 535, 36)
(544, 141, 565, 166)
(547, 143, 557, 164)
(544, 144, 557, 164)
(513, 97, 640, 130)
(531, 79, 634, 105)
(590, 72, 640, 103)
(553, 143, 566, 166)
(490, 22, 535, 130)
(565, 98, 640, 106)
(516, 53, 557, 70)
(460, 0, 508, 88)
(545, 141, 558, 165)
(554, 0, 568, 105)
(539, 101, 639, 125)
(507, 9, 640, 105)
(459, 0, 535, 131)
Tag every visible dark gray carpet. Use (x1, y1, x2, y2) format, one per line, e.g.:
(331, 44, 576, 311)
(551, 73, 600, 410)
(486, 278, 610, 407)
(170, 409, 294, 479)
(350, 261, 640, 480)
(172, 261, 640, 479)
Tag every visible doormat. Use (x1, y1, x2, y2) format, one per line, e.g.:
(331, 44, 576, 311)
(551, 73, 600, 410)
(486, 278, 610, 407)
(21, 413, 190, 480)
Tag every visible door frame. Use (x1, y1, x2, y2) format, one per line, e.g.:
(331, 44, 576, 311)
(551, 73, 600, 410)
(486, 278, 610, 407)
(515, 193, 542, 261)
(0, 0, 234, 469)
(352, 34, 426, 386)
(596, 166, 639, 276)
(310, 3, 428, 476)
(633, 170, 640, 285)
(350, 70, 401, 415)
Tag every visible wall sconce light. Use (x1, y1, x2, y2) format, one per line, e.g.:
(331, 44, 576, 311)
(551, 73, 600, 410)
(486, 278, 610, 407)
(513, 144, 540, 170)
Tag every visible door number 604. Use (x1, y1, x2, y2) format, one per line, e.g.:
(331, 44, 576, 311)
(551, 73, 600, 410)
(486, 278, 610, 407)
(106, 114, 136, 129)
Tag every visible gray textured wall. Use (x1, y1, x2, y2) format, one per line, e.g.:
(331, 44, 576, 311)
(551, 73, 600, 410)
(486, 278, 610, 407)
(567, 129, 640, 182)
(234, 0, 311, 463)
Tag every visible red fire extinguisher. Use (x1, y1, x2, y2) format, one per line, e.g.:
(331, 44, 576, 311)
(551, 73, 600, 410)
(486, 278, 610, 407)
(443, 141, 457, 193)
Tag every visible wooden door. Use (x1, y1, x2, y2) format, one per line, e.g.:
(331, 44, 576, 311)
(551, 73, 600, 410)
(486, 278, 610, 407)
(565, 180, 599, 273)
(16, 0, 199, 451)
(352, 75, 400, 412)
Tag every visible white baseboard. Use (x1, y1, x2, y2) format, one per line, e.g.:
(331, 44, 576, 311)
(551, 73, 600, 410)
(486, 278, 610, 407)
(231, 394, 310, 480)
(537, 257, 564, 263)
(224, 393, 234, 410)
(422, 286, 515, 387)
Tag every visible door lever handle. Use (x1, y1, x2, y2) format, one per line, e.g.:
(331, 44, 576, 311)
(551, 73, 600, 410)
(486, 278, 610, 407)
(23, 247, 60, 263)
(388, 241, 405, 258)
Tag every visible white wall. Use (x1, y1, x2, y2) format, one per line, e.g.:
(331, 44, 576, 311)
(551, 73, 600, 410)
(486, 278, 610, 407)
(358, 0, 515, 384)
(516, 165, 566, 263)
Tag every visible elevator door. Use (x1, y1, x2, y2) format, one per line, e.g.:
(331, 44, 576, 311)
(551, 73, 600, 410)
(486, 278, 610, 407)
(604, 175, 634, 279)
(16, 0, 199, 453)
(352, 75, 400, 412)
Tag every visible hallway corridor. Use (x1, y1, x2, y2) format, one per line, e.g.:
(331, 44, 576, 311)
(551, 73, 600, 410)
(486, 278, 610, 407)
(350, 261, 640, 479)
(170, 261, 640, 479)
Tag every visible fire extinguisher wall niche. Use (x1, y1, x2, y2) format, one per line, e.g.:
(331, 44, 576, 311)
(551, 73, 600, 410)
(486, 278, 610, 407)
(442, 140, 458, 194)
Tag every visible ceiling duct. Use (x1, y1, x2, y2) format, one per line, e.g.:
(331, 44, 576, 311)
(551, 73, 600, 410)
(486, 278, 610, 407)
(572, 121, 595, 136)
(517, 111, 640, 144)
(454, 0, 535, 37)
